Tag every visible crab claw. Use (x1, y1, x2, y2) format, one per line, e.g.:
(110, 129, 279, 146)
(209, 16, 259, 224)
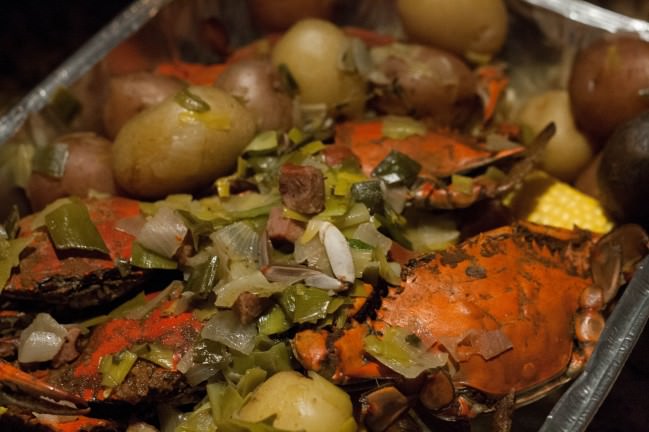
(0, 360, 88, 415)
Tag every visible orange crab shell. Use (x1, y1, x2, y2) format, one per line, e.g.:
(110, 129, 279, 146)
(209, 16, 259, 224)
(334, 120, 525, 179)
(3, 197, 142, 302)
(379, 222, 597, 397)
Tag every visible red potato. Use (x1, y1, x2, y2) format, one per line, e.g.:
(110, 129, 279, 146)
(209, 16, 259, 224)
(27, 133, 118, 211)
(370, 43, 476, 121)
(102, 72, 184, 139)
(248, 0, 335, 33)
(569, 36, 649, 141)
(216, 58, 294, 132)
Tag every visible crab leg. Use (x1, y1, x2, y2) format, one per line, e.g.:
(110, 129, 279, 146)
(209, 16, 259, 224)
(0, 360, 87, 414)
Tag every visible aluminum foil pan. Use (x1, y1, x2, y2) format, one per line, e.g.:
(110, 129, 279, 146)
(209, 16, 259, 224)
(1, 1, 649, 431)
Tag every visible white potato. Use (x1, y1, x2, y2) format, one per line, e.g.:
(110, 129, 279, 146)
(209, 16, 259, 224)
(396, 0, 508, 58)
(112, 86, 255, 198)
(518, 90, 594, 181)
(271, 19, 366, 116)
(236, 371, 356, 432)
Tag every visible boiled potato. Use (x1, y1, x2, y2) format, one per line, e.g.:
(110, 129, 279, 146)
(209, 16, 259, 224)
(27, 132, 117, 211)
(112, 86, 255, 198)
(236, 371, 356, 432)
(103, 72, 184, 139)
(249, 0, 335, 33)
(518, 90, 594, 182)
(371, 43, 476, 121)
(396, 0, 508, 58)
(271, 19, 366, 117)
(216, 57, 294, 132)
(569, 36, 649, 140)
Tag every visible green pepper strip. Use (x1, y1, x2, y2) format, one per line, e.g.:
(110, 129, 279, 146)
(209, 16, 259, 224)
(130, 242, 177, 269)
(371, 150, 422, 187)
(279, 285, 332, 324)
(351, 180, 383, 214)
(45, 200, 109, 254)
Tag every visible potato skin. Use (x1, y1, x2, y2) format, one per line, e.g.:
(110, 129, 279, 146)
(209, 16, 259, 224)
(597, 111, 649, 222)
(27, 133, 118, 211)
(215, 57, 294, 132)
(112, 86, 256, 199)
(518, 90, 594, 182)
(103, 72, 184, 139)
(371, 43, 476, 120)
(396, 0, 508, 57)
(249, 0, 334, 33)
(569, 36, 649, 140)
(271, 19, 366, 117)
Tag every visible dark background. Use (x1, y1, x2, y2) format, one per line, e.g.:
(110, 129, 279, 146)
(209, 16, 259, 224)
(1, 1, 649, 430)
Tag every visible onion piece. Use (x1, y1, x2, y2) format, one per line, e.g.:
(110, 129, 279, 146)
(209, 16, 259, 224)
(439, 329, 513, 362)
(352, 222, 392, 253)
(201, 310, 258, 355)
(304, 273, 345, 291)
(18, 313, 67, 363)
(215, 270, 284, 307)
(364, 326, 448, 379)
(136, 207, 188, 259)
(211, 221, 259, 262)
(115, 215, 146, 237)
(294, 236, 331, 273)
(319, 222, 355, 283)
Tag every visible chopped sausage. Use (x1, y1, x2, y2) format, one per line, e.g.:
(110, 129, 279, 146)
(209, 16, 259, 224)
(51, 326, 82, 368)
(279, 164, 325, 214)
(266, 206, 305, 245)
(233, 292, 271, 325)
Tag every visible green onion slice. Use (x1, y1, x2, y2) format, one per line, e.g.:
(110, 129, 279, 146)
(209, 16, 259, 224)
(100, 350, 138, 387)
(45, 200, 109, 254)
(130, 242, 177, 269)
(175, 88, 211, 112)
(31, 142, 69, 178)
(381, 116, 427, 140)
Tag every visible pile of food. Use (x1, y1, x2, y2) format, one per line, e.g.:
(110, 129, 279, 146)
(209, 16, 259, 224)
(1, 1, 649, 431)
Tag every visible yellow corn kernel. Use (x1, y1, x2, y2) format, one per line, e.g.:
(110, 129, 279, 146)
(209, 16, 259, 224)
(503, 171, 614, 234)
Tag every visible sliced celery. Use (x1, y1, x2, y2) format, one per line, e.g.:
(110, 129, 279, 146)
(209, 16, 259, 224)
(99, 350, 138, 387)
(207, 382, 243, 423)
(0, 236, 32, 292)
(186, 255, 220, 294)
(381, 116, 426, 140)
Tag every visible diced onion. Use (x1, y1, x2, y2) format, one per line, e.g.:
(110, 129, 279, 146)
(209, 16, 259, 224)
(115, 215, 146, 237)
(352, 223, 392, 253)
(294, 236, 331, 273)
(18, 313, 67, 363)
(201, 310, 258, 355)
(136, 207, 188, 259)
(210, 222, 259, 262)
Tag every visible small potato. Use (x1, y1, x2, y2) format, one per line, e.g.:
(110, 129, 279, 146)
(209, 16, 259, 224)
(216, 57, 294, 132)
(370, 43, 476, 121)
(249, 0, 335, 33)
(569, 36, 649, 140)
(396, 0, 508, 58)
(271, 19, 366, 117)
(237, 371, 356, 432)
(27, 133, 117, 211)
(112, 86, 255, 198)
(518, 90, 594, 182)
(103, 72, 184, 139)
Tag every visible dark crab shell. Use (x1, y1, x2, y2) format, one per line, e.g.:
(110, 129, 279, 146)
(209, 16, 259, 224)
(2, 197, 150, 309)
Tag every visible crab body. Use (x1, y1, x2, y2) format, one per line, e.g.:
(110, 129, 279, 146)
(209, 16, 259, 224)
(294, 222, 647, 424)
(334, 120, 535, 209)
(2, 197, 150, 309)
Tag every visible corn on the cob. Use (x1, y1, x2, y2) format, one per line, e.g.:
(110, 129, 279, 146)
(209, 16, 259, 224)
(503, 171, 614, 233)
